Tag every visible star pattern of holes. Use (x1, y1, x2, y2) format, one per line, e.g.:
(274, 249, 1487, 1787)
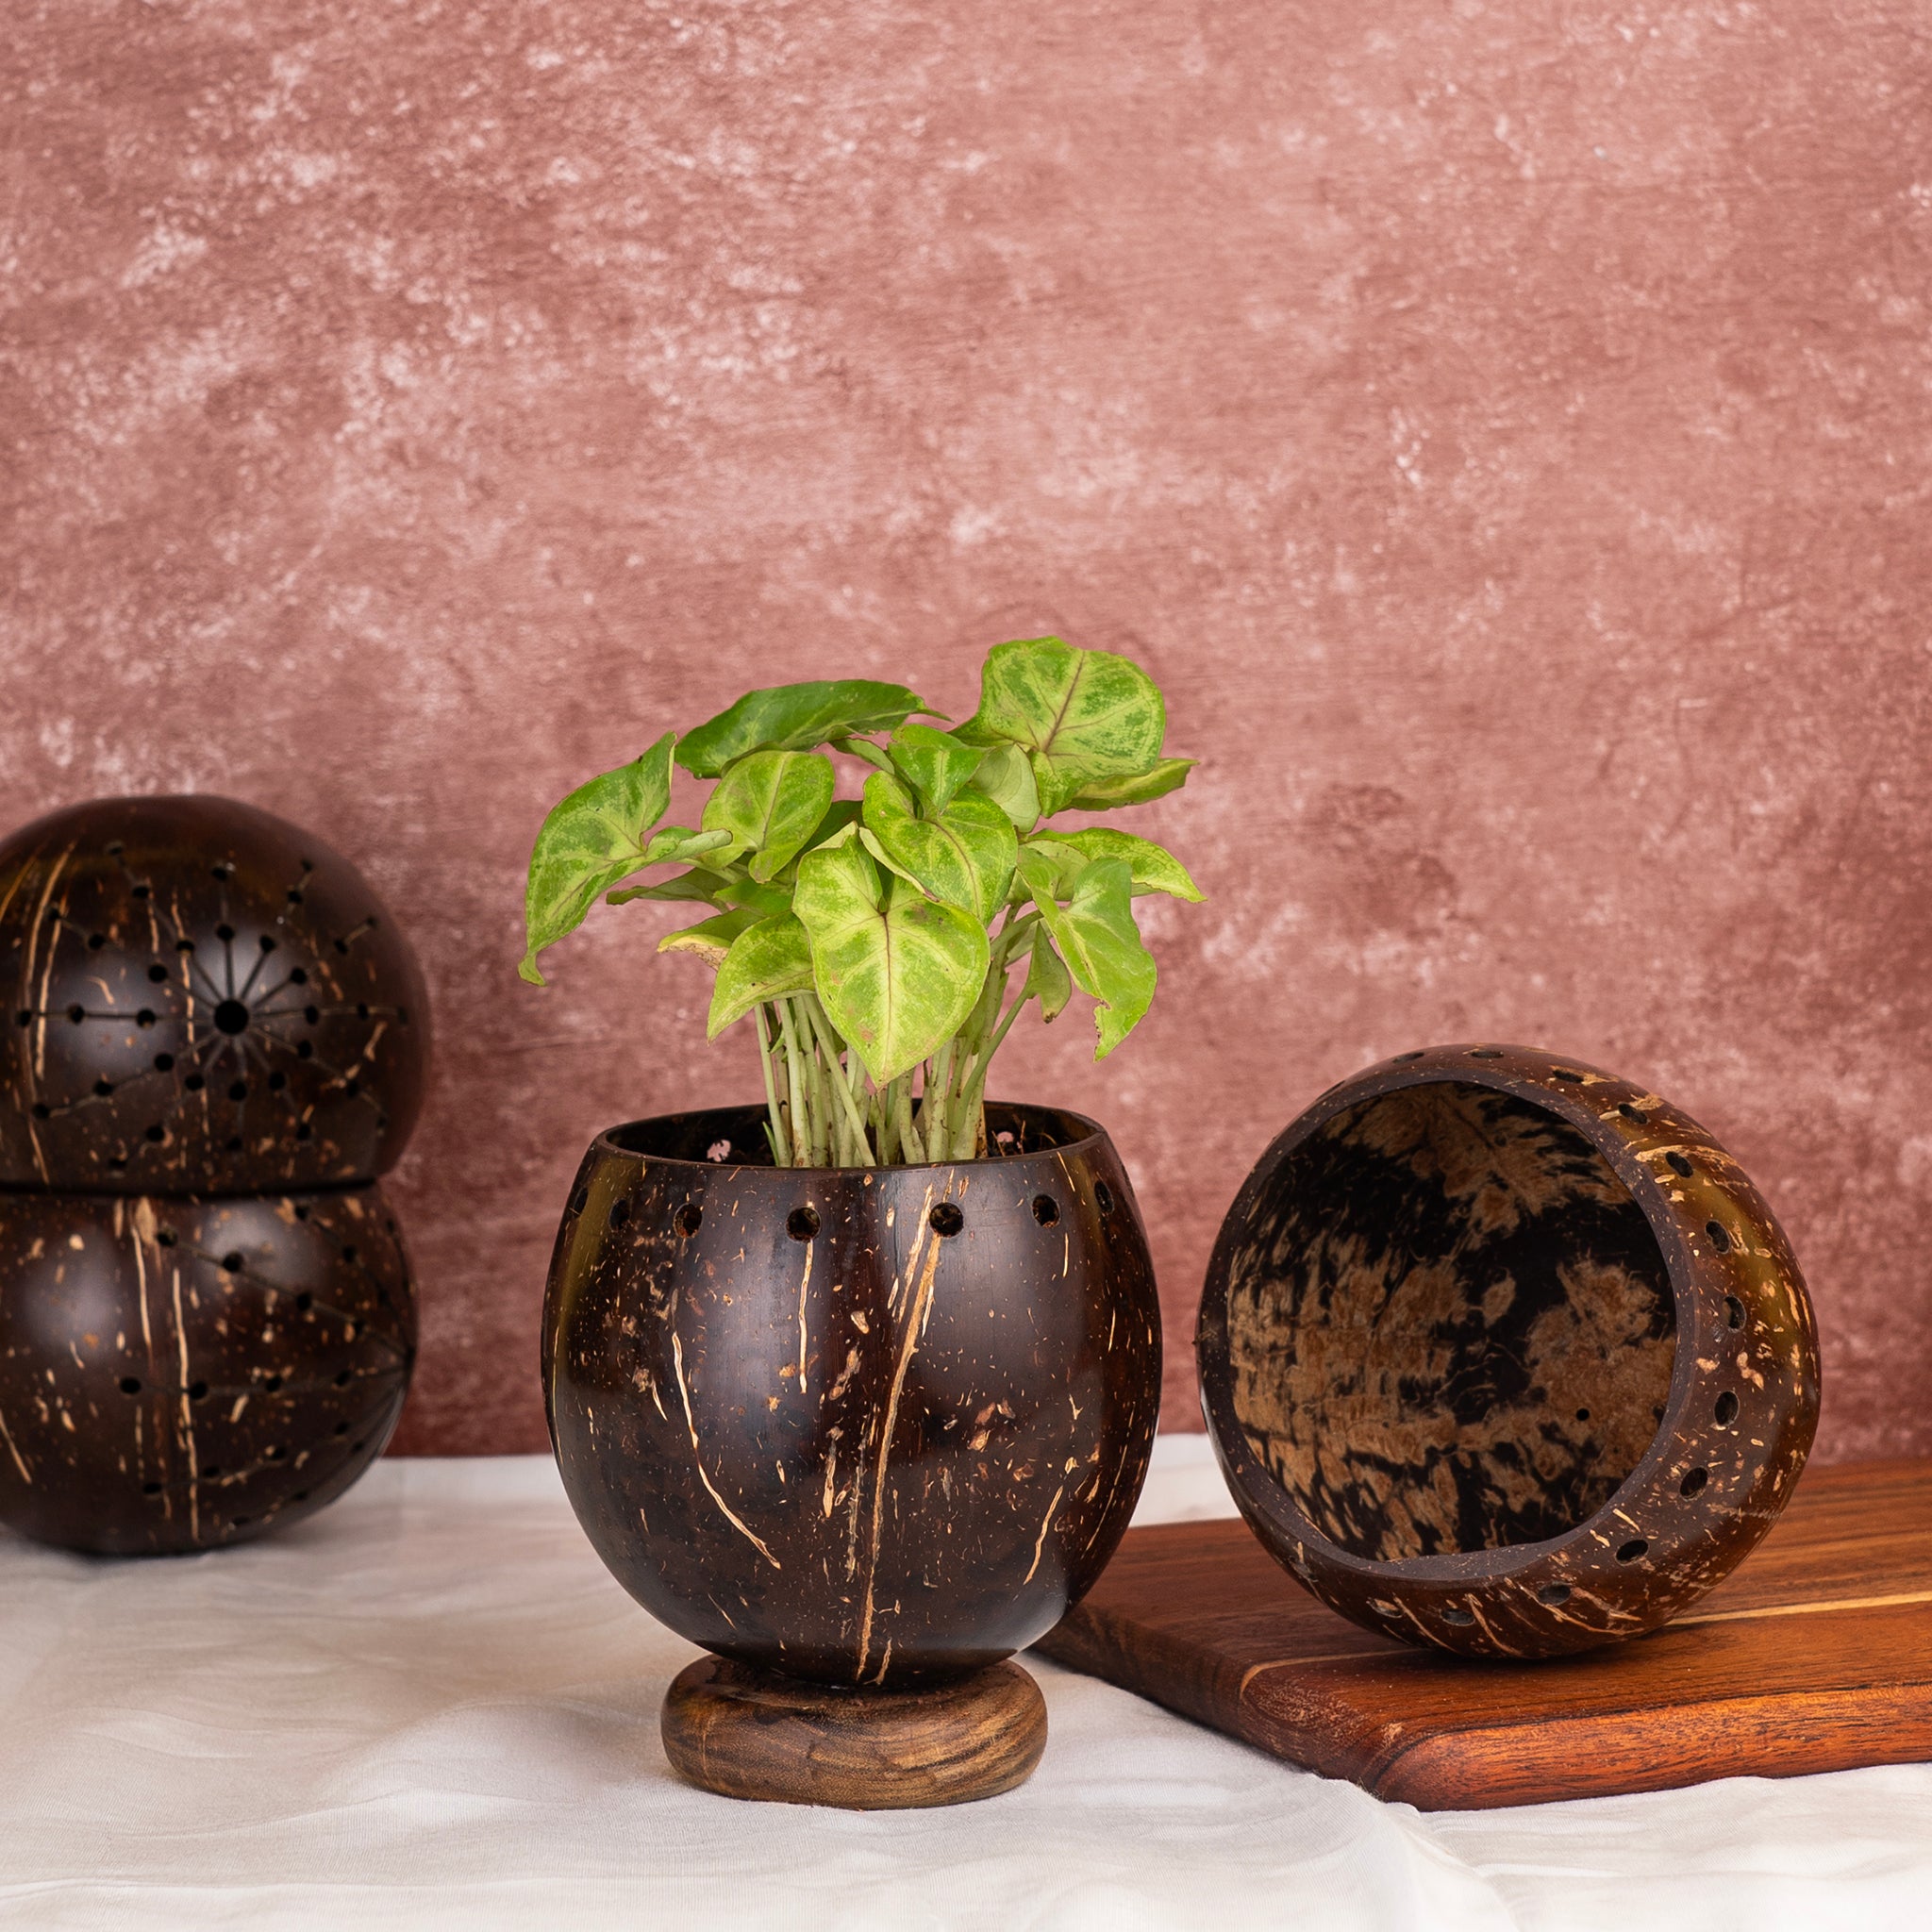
(14, 853, 409, 1151)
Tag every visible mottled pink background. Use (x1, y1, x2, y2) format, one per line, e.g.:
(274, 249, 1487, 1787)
(5, 1, 1929, 1459)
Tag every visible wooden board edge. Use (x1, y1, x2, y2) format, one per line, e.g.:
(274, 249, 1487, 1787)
(1361, 1687, 1932, 1810)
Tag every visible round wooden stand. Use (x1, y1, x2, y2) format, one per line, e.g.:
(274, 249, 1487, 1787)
(661, 1656, 1047, 1808)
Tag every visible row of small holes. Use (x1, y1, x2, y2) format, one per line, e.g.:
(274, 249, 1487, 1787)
(604, 1185, 1109, 1241)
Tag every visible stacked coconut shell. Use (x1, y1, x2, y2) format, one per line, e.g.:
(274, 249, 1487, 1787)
(0, 797, 428, 1554)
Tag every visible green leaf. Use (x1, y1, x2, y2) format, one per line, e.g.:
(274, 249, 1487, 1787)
(1060, 758, 1196, 812)
(965, 742, 1041, 833)
(955, 639, 1166, 816)
(793, 842, 988, 1085)
(858, 824, 924, 892)
(708, 914, 817, 1036)
(804, 797, 863, 851)
(1024, 926, 1073, 1024)
(885, 724, 985, 817)
(1018, 854, 1156, 1058)
(676, 682, 935, 778)
(640, 825, 735, 867)
(1038, 827, 1204, 901)
(605, 871, 791, 918)
(606, 869, 724, 908)
(831, 737, 897, 774)
(521, 733, 675, 984)
(861, 772, 1017, 925)
(658, 908, 758, 968)
(701, 749, 837, 883)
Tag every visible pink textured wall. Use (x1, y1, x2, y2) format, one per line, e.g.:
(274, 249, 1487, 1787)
(5, 1, 1930, 1459)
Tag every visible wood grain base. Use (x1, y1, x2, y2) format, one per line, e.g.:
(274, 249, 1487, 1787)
(1038, 1458, 1932, 1809)
(660, 1656, 1047, 1808)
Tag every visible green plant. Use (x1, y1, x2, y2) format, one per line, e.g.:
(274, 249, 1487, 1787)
(520, 637, 1201, 1167)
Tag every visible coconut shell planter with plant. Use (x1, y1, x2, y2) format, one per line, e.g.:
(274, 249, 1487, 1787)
(523, 638, 1198, 1807)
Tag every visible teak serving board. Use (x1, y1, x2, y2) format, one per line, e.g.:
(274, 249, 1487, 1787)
(1036, 1458, 1932, 1809)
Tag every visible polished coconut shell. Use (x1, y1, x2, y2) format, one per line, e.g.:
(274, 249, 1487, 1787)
(0, 1183, 415, 1554)
(0, 795, 428, 1193)
(1195, 1043, 1820, 1657)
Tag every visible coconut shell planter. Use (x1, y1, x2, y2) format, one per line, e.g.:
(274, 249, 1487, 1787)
(1195, 1042, 1820, 1658)
(544, 1100, 1162, 1807)
(0, 796, 428, 1556)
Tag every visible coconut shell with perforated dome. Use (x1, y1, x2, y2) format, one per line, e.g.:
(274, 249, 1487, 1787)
(0, 795, 428, 1193)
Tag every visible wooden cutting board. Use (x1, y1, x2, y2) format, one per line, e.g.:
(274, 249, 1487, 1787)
(1035, 1457, 1932, 1809)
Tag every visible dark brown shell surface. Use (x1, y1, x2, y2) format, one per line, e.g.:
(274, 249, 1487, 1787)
(543, 1102, 1162, 1690)
(1196, 1043, 1820, 1659)
(0, 1184, 415, 1555)
(0, 795, 429, 1193)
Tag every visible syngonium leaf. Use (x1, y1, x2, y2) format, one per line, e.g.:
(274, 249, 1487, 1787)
(607, 871, 791, 917)
(521, 732, 675, 985)
(861, 772, 1017, 925)
(964, 741, 1040, 833)
(1017, 853, 1156, 1058)
(1061, 758, 1196, 811)
(1024, 925, 1073, 1023)
(885, 724, 984, 818)
(606, 869, 721, 908)
(792, 840, 988, 1084)
(955, 638, 1166, 817)
(658, 907, 759, 967)
(701, 749, 837, 883)
(676, 681, 936, 778)
(831, 736, 896, 775)
(708, 914, 816, 1037)
(641, 825, 735, 868)
(1023, 827, 1204, 902)
(801, 796, 861, 856)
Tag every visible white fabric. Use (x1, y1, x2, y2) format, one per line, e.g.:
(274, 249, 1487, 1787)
(2, 1435, 1927, 1931)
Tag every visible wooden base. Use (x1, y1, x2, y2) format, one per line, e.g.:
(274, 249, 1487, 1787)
(661, 1656, 1047, 1808)
(1038, 1458, 1932, 1809)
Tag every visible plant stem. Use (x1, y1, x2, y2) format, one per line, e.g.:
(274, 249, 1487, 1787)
(776, 1000, 812, 1168)
(893, 1075, 918, 1167)
(924, 1039, 955, 1162)
(951, 989, 1030, 1158)
(804, 994, 873, 1167)
(754, 1003, 790, 1168)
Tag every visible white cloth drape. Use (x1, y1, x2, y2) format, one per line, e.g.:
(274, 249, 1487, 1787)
(2, 1435, 1925, 1930)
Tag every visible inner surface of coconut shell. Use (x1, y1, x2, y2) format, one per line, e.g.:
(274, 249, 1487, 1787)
(1224, 1080, 1676, 1561)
